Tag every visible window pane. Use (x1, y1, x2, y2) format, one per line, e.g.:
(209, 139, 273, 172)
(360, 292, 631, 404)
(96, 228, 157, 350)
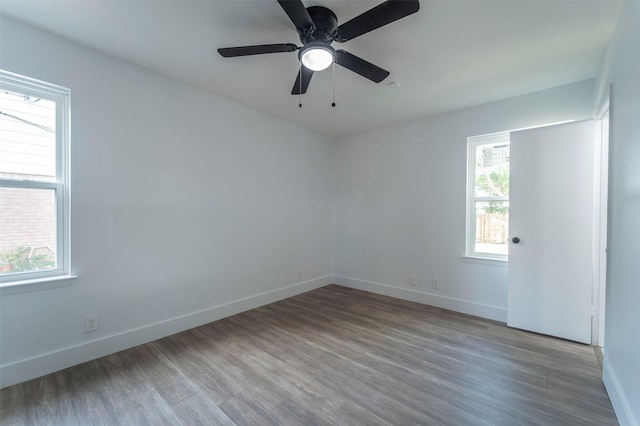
(0, 187, 57, 274)
(0, 89, 56, 182)
(475, 142, 509, 197)
(475, 200, 509, 256)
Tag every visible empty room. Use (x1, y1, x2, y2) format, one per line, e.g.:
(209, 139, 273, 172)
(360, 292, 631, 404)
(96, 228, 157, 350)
(0, 0, 638, 425)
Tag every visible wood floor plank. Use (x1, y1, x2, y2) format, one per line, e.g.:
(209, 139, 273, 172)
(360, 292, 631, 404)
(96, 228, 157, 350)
(0, 382, 26, 426)
(547, 375, 617, 417)
(186, 326, 302, 410)
(150, 334, 243, 405)
(112, 344, 200, 406)
(46, 370, 83, 426)
(448, 388, 539, 426)
(93, 355, 182, 425)
(0, 284, 618, 425)
(218, 391, 281, 426)
(63, 360, 121, 426)
(334, 400, 393, 426)
(196, 328, 327, 410)
(270, 397, 339, 426)
(171, 392, 234, 426)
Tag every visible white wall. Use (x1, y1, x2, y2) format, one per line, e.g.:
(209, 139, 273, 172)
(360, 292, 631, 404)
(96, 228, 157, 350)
(594, 2, 640, 425)
(333, 80, 594, 322)
(0, 17, 334, 387)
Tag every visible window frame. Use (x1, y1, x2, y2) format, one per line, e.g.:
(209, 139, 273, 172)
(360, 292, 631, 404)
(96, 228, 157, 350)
(0, 70, 71, 284)
(465, 132, 510, 261)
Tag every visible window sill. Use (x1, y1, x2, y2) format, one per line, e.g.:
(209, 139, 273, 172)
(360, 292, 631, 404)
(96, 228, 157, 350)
(460, 255, 508, 267)
(0, 274, 78, 296)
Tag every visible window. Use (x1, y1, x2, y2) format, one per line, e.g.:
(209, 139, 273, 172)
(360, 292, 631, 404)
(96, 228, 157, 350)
(0, 70, 70, 283)
(466, 132, 510, 260)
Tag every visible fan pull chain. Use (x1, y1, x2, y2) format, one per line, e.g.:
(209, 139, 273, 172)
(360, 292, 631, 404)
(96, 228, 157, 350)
(299, 68, 303, 108)
(331, 61, 336, 108)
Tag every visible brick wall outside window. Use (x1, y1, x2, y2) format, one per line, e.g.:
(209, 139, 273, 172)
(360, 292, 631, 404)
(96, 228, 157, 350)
(0, 173, 56, 261)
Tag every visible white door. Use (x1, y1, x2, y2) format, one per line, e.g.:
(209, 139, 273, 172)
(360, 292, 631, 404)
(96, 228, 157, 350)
(508, 120, 596, 344)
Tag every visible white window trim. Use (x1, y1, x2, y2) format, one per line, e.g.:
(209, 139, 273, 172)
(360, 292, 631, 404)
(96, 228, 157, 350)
(465, 131, 510, 261)
(0, 70, 72, 287)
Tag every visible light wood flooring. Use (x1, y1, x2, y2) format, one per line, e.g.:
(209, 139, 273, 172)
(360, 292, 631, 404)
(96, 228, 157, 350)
(1, 284, 618, 425)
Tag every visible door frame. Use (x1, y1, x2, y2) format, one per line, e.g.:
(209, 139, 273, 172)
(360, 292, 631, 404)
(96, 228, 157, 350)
(592, 99, 610, 347)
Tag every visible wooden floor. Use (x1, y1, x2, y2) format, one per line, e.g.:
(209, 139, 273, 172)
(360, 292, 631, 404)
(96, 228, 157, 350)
(1, 285, 618, 425)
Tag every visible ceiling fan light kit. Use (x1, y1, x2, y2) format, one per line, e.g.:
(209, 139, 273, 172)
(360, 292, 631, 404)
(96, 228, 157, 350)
(218, 0, 420, 97)
(299, 42, 335, 72)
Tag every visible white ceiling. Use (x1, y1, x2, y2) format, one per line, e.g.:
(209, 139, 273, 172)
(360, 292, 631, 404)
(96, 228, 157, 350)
(1, 0, 621, 138)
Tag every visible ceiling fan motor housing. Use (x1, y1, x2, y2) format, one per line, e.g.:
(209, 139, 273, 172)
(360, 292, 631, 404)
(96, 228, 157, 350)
(299, 6, 338, 44)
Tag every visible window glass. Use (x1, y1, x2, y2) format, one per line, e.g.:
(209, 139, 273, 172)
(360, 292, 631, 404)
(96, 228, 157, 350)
(0, 91, 56, 181)
(475, 143, 509, 197)
(0, 187, 57, 273)
(474, 200, 509, 256)
(0, 71, 70, 283)
(467, 134, 510, 259)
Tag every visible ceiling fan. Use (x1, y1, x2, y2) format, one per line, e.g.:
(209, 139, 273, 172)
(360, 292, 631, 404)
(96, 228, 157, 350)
(218, 0, 420, 95)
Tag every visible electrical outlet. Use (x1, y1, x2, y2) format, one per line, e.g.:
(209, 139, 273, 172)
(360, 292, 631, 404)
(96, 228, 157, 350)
(410, 275, 417, 286)
(84, 315, 99, 333)
(432, 278, 440, 290)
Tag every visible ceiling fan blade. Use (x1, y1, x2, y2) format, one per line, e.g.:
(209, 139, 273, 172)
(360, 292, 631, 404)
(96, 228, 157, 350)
(218, 43, 298, 57)
(277, 0, 314, 31)
(334, 0, 420, 42)
(291, 66, 314, 95)
(335, 50, 389, 83)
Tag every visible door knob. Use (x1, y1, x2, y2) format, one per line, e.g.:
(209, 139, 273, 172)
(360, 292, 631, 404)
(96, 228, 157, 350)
(511, 237, 521, 244)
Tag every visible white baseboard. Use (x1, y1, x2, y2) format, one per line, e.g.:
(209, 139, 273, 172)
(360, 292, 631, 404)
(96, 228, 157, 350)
(603, 356, 638, 426)
(0, 275, 332, 389)
(333, 275, 507, 322)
